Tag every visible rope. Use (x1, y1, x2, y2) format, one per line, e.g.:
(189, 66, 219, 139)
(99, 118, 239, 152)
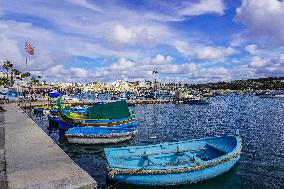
(105, 164, 148, 189)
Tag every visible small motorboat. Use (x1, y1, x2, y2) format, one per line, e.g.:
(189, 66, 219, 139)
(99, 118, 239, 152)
(104, 133, 242, 186)
(65, 122, 138, 144)
(183, 95, 210, 105)
(183, 98, 210, 105)
(255, 90, 277, 98)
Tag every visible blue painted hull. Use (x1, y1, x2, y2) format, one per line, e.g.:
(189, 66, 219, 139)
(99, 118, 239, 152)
(66, 120, 138, 135)
(184, 100, 209, 105)
(34, 108, 44, 113)
(65, 122, 138, 144)
(48, 115, 60, 128)
(111, 156, 239, 186)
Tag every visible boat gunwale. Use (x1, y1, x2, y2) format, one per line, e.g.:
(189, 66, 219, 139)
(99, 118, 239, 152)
(58, 113, 136, 127)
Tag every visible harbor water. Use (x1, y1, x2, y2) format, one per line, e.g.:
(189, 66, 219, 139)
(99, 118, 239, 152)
(31, 94, 284, 189)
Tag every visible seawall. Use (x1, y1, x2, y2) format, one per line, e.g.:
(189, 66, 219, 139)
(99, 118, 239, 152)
(2, 103, 97, 189)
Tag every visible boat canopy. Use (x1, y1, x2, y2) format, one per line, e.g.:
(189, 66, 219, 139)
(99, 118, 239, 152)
(87, 100, 130, 119)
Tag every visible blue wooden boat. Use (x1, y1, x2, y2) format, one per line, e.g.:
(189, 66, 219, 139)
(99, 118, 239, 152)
(65, 121, 138, 144)
(104, 133, 242, 186)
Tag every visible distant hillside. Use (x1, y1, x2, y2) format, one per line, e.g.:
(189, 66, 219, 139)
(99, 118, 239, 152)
(189, 77, 284, 90)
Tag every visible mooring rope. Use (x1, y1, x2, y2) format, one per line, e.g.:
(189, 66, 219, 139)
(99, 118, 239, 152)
(105, 164, 148, 189)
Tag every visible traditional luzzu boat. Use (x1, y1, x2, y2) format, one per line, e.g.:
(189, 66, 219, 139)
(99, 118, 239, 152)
(57, 99, 137, 129)
(65, 121, 138, 144)
(104, 132, 242, 186)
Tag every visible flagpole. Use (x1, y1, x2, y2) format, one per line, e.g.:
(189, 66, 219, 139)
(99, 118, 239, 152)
(24, 41, 35, 95)
(25, 57, 27, 70)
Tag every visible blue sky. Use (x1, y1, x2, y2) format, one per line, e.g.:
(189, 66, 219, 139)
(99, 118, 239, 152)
(1, 0, 284, 83)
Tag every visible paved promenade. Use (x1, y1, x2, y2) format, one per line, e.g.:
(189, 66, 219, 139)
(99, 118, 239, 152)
(0, 111, 8, 188)
(1, 104, 97, 189)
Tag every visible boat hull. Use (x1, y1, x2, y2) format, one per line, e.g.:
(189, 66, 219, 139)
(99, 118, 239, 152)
(109, 155, 239, 186)
(66, 132, 135, 144)
(183, 100, 209, 105)
(257, 95, 278, 98)
(48, 115, 60, 128)
(34, 108, 44, 113)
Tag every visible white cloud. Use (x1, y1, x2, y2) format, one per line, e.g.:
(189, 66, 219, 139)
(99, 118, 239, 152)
(66, 0, 101, 12)
(82, 55, 197, 81)
(108, 25, 135, 45)
(196, 46, 235, 61)
(45, 65, 65, 77)
(152, 54, 173, 65)
(143, 12, 184, 22)
(230, 34, 246, 47)
(236, 0, 284, 45)
(173, 40, 235, 61)
(77, 55, 234, 83)
(108, 25, 155, 47)
(44, 65, 89, 79)
(110, 58, 135, 71)
(69, 67, 88, 78)
(249, 56, 265, 68)
(173, 40, 190, 56)
(248, 54, 284, 75)
(179, 0, 225, 16)
(34, 53, 235, 83)
(245, 44, 258, 55)
(197, 67, 227, 77)
(0, 35, 24, 67)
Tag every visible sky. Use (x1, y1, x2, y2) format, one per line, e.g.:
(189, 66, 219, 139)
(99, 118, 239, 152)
(1, 0, 284, 83)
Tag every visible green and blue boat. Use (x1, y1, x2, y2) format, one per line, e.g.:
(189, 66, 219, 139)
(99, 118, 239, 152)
(57, 99, 137, 129)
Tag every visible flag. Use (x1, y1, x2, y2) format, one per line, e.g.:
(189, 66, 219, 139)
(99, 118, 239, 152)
(25, 41, 35, 56)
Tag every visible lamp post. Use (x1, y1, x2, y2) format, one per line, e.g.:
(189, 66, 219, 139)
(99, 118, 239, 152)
(152, 70, 158, 99)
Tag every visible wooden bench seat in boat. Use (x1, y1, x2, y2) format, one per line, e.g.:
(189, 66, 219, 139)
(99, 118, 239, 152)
(206, 143, 227, 154)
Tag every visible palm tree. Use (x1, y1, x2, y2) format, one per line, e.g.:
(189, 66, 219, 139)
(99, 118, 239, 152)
(31, 76, 41, 85)
(21, 72, 31, 79)
(12, 68, 22, 80)
(2, 60, 13, 79)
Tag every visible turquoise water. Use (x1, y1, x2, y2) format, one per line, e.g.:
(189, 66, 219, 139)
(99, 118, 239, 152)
(32, 94, 284, 189)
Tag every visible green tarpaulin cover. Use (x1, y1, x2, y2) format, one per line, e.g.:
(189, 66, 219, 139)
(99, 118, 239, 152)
(87, 100, 130, 119)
